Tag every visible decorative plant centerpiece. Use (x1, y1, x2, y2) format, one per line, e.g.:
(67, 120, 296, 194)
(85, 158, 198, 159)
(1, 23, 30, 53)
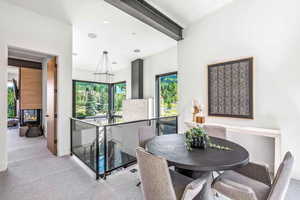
(185, 127, 232, 151)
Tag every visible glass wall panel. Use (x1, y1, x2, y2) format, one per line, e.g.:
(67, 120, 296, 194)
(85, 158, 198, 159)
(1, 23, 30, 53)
(71, 119, 98, 172)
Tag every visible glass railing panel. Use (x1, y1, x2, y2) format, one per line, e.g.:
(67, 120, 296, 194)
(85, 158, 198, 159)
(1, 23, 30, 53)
(71, 116, 177, 179)
(97, 126, 105, 175)
(152, 116, 178, 135)
(71, 119, 98, 172)
(104, 121, 149, 171)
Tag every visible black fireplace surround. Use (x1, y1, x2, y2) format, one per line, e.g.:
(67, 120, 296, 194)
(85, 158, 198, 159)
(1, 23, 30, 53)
(20, 109, 42, 126)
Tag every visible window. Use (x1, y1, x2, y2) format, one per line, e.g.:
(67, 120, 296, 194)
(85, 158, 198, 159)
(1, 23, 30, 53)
(73, 80, 109, 118)
(112, 82, 126, 116)
(73, 80, 126, 120)
(7, 83, 16, 118)
(156, 72, 178, 117)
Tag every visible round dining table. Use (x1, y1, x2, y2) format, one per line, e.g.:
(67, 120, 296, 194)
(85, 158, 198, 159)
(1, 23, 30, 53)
(146, 134, 249, 200)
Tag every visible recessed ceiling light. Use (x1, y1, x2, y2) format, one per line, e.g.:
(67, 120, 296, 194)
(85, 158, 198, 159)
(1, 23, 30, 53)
(88, 33, 97, 39)
(103, 20, 110, 24)
(134, 49, 141, 53)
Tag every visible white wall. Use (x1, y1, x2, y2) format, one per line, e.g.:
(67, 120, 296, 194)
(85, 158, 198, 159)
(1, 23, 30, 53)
(143, 46, 178, 99)
(0, 1, 72, 171)
(143, 47, 178, 117)
(178, 0, 300, 178)
(0, 42, 8, 171)
(72, 68, 96, 82)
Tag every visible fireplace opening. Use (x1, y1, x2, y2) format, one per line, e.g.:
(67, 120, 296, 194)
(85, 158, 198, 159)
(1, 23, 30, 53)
(20, 109, 43, 137)
(20, 109, 42, 126)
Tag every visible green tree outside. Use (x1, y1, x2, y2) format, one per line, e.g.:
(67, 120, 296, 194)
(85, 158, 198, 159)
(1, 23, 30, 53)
(7, 87, 16, 118)
(159, 74, 178, 117)
(75, 81, 109, 118)
(113, 82, 126, 115)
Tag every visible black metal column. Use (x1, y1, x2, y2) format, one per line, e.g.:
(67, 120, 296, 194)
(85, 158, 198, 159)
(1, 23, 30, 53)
(103, 126, 107, 180)
(96, 127, 100, 180)
(108, 84, 113, 123)
(131, 59, 144, 99)
(70, 119, 73, 156)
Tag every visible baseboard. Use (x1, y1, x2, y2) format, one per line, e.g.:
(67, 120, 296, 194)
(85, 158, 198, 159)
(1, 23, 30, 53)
(57, 147, 70, 157)
(71, 155, 96, 179)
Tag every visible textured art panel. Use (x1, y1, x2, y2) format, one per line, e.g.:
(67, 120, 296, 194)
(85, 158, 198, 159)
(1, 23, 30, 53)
(208, 58, 253, 118)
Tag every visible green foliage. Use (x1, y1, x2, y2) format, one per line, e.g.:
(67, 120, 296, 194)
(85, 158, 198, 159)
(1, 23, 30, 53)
(185, 127, 210, 151)
(113, 83, 126, 115)
(74, 81, 127, 118)
(75, 82, 109, 118)
(185, 127, 232, 151)
(85, 88, 97, 116)
(159, 74, 178, 117)
(7, 87, 16, 118)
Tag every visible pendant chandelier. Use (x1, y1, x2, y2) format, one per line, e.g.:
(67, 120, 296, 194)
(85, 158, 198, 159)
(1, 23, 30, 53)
(93, 51, 114, 83)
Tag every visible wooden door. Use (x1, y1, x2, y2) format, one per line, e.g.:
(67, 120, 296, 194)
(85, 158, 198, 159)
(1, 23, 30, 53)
(46, 57, 57, 155)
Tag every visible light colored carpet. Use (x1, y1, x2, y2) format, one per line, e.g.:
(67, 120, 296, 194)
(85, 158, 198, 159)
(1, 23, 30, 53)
(0, 128, 298, 200)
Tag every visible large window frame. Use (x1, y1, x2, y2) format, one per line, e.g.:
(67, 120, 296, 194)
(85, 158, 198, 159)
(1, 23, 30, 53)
(111, 81, 126, 118)
(72, 80, 126, 121)
(155, 71, 178, 118)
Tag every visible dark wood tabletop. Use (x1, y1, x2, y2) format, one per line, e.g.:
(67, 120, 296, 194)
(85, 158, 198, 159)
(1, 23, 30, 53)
(146, 134, 249, 172)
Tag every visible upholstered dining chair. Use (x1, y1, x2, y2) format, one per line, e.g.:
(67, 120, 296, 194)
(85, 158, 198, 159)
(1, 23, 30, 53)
(212, 152, 294, 200)
(203, 125, 227, 139)
(138, 126, 156, 149)
(136, 147, 210, 200)
(136, 126, 157, 187)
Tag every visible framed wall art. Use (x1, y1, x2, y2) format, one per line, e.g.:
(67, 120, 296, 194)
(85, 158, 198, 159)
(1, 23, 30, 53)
(208, 57, 253, 119)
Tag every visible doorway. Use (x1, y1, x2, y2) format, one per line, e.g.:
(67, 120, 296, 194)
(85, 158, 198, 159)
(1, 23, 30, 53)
(6, 47, 58, 159)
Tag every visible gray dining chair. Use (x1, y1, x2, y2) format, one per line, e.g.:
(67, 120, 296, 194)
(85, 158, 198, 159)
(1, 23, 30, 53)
(136, 126, 157, 187)
(136, 147, 210, 200)
(203, 125, 227, 178)
(203, 125, 227, 139)
(138, 126, 156, 149)
(212, 152, 294, 200)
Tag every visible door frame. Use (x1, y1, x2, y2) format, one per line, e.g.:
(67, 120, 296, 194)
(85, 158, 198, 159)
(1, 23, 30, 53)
(5, 47, 58, 155)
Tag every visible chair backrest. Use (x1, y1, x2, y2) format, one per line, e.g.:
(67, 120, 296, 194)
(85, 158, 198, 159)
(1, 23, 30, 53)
(267, 152, 294, 200)
(203, 125, 226, 139)
(136, 147, 177, 200)
(138, 126, 156, 148)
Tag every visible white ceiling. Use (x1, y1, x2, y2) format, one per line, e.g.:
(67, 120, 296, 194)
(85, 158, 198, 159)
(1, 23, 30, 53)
(148, 0, 233, 26)
(1, 0, 176, 72)
(1, 0, 233, 72)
